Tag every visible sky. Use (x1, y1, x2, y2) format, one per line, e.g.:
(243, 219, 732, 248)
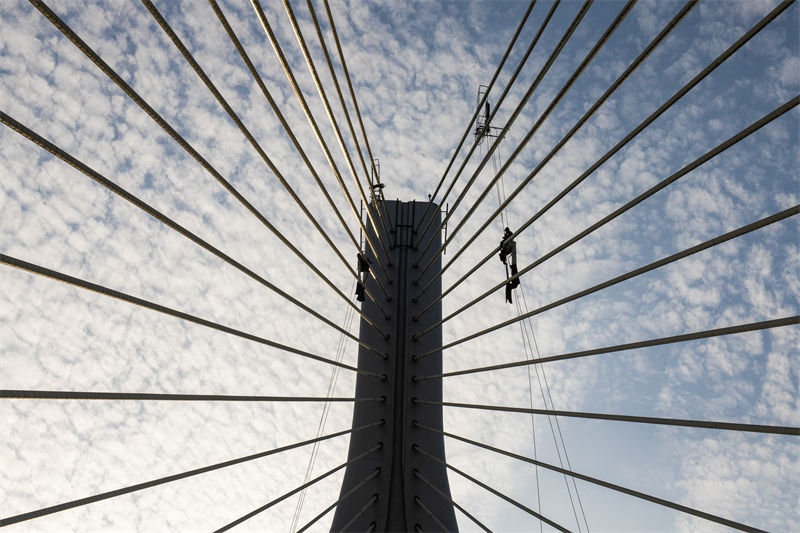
(0, 0, 798, 531)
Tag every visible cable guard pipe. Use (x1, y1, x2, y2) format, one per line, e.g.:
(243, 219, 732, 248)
(414, 444, 571, 532)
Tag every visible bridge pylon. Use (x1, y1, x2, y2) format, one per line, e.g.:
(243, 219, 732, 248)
(331, 200, 457, 532)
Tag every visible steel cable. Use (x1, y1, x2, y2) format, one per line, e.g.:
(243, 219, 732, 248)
(0, 421, 382, 527)
(414, 205, 799, 355)
(304, 0, 393, 234)
(26, 0, 393, 332)
(414, 316, 799, 380)
(0, 253, 385, 379)
(416, 0, 794, 306)
(141, 0, 388, 310)
(414, 0, 697, 303)
(417, 423, 768, 533)
(207, 0, 391, 303)
(414, 0, 537, 233)
(213, 443, 382, 532)
(0, 390, 382, 402)
(415, 0, 641, 282)
(413, 0, 568, 258)
(415, 400, 800, 435)
(280, 0, 391, 252)
(413, 98, 800, 337)
(321, 0, 387, 202)
(250, 0, 392, 279)
(0, 110, 390, 350)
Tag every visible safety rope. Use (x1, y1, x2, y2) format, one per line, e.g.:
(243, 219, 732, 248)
(289, 281, 358, 532)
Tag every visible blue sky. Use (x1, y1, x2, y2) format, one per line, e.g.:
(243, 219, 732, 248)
(1, 0, 798, 531)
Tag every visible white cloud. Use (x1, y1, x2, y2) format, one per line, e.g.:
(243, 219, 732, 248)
(1, 0, 798, 531)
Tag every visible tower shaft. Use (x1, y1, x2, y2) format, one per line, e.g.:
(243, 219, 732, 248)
(331, 200, 456, 532)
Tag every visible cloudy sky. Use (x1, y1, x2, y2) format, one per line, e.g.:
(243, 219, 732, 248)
(1, 0, 798, 531)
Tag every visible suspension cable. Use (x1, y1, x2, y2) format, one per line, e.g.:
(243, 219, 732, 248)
(304, 0, 393, 234)
(414, 496, 452, 533)
(415, 400, 800, 435)
(416, 0, 793, 305)
(413, 469, 492, 533)
(416, 424, 769, 533)
(413, 96, 800, 333)
(0, 420, 382, 527)
(321, 0, 387, 202)
(295, 468, 381, 533)
(517, 289, 588, 532)
(488, 108, 565, 532)
(416, 0, 640, 280)
(338, 493, 380, 531)
(514, 296, 569, 531)
(414, 205, 799, 355)
(0, 110, 390, 350)
(250, 0, 392, 279)
(414, 0, 537, 233)
(413, 0, 568, 258)
(213, 442, 382, 532)
(415, 316, 799, 380)
(290, 281, 357, 532)
(0, 253, 385, 379)
(0, 390, 381, 402)
(414, 445, 570, 532)
(141, 0, 387, 310)
(280, 0, 391, 249)
(26, 0, 394, 329)
(207, 0, 390, 303)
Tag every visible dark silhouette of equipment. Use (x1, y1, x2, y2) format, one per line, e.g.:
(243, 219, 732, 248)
(356, 252, 369, 302)
(474, 84, 505, 146)
(499, 227, 519, 303)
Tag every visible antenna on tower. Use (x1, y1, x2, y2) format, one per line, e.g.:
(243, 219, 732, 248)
(474, 84, 505, 145)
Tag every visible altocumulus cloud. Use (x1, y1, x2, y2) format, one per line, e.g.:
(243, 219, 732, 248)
(1, 0, 798, 531)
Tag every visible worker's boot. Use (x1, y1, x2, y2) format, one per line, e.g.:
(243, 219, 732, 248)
(355, 282, 365, 302)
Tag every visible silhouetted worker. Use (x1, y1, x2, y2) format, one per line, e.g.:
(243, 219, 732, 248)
(499, 227, 520, 303)
(477, 101, 491, 140)
(355, 252, 369, 302)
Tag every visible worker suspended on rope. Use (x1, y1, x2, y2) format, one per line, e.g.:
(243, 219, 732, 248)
(499, 227, 520, 304)
(355, 252, 369, 302)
